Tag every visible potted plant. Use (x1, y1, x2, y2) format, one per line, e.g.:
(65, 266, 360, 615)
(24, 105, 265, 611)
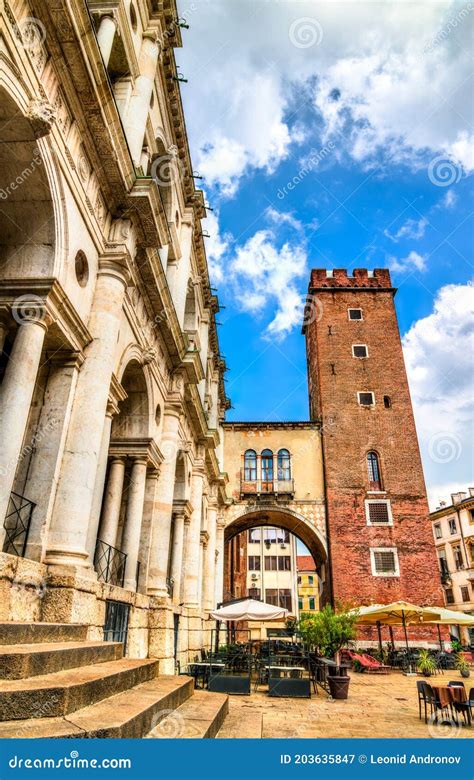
(456, 653, 471, 679)
(298, 605, 358, 699)
(417, 649, 436, 677)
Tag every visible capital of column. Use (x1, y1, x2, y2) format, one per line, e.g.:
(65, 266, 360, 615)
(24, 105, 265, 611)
(200, 529, 209, 547)
(46, 349, 84, 370)
(98, 249, 131, 287)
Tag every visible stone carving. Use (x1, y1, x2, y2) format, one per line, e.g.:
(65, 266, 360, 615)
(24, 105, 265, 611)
(142, 346, 157, 365)
(77, 146, 90, 184)
(26, 100, 56, 138)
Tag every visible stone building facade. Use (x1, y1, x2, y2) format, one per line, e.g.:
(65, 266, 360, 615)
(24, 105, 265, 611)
(0, 0, 229, 671)
(430, 490, 474, 645)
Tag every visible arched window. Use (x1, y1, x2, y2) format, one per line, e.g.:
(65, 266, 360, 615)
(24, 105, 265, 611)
(244, 449, 257, 481)
(261, 449, 273, 490)
(277, 449, 291, 481)
(367, 451, 382, 490)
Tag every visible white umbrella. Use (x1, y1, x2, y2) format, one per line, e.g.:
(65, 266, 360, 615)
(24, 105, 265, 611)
(210, 598, 288, 622)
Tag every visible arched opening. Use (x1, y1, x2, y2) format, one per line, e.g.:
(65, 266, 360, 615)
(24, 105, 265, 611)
(261, 449, 273, 492)
(223, 507, 329, 624)
(183, 280, 196, 333)
(277, 448, 291, 480)
(367, 451, 382, 491)
(112, 360, 149, 439)
(243, 449, 257, 481)
(0, 89, 55, 280)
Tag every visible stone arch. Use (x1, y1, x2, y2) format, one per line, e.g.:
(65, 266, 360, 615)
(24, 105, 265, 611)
(113, 358, 151, 439)
(0, 80, 65, 280)
(225, 505, 327, 571)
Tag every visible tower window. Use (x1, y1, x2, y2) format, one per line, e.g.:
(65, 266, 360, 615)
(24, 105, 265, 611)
(383, 395, 392, 408)
(367, 451, 382, 489)
(358, 392, 375, 407)
(277, 449, 291, 480)
(348, 308, 363, 320)
(370, 547, 399, 576)
(352, 344, 368, 358)
(365, 499, 392, 525)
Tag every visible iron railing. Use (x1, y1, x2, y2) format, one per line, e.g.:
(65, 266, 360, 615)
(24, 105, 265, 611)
(94, 539, 127, 587)
(240, 471, 294, 496)
(2, 492, 35, 557)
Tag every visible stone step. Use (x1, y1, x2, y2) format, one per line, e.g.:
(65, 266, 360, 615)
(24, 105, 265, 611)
(0, 641, 124, 680)
(0, 622, 87, 645)
(0, 657, 159, 721)
(217, 708, 263, 738)
(146, 689, 229, 739)
(0, 675, 195, 738)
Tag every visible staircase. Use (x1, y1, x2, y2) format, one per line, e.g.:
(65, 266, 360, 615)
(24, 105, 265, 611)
(0, 622, 228, 738)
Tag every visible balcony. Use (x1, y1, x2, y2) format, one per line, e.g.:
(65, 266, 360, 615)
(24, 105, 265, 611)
(240, 471, 295, 497)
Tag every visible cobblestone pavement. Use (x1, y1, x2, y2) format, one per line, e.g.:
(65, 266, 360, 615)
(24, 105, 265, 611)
(217, 671, 473, 739)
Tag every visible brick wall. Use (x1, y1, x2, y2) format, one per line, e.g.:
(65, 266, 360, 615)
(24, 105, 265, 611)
(304, 269, 444, 615)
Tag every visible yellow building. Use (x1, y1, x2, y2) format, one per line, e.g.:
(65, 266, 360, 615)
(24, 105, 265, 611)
(297, 555, 320, 613)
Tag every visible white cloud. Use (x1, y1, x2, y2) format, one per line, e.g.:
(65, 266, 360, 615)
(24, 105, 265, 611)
(384, 217, 428, 243)
(388, 250, 427, 274)
(201, 207, 229, 284)
(179, 0, 473, 195)
(440, 189, 457, 209)
(403, 282, 474, 508)
(265, 206, 302, 231)
(230, 229, 308, 338)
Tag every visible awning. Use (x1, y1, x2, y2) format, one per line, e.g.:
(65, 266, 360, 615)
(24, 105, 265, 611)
(210, 598, 288, 622)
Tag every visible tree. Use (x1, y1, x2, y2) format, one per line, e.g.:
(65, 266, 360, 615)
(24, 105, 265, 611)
(298, 605, 358, 658)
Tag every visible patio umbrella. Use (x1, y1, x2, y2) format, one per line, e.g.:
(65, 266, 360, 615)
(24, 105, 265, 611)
(210, 598, 288, 622)
(354, 601, 443, 657)
(421, 607, 474, 650)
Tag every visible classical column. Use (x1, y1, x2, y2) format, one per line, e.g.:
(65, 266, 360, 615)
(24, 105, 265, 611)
(45, 251, 129, 566)
(121, 458, 148, 591)
(183, 463, 205, 608)
(96, 14, 117, 67)
(85, 402, 116, 561)
(173, 216, 193, 326)
(0, 313, 48, 539)
(170, 509, 186, 605)
(97, 457, 126, 548)
(24, 351, 83, 562)
(214, 521, 225, 605)
(146, 403, 181, 597)
(124, 33, 160, 166)
(203, 501, 217, 610)
(137, 468, 160, 591)
(198, 530, 207, 608)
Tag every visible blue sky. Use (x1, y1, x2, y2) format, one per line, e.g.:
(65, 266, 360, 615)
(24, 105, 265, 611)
(177, 0, 474, 507)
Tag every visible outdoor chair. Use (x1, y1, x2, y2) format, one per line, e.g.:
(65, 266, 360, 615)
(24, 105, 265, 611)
(447, 681, 471, 727)
(347, 651, 389, 674)
(422, 682, 451, 724)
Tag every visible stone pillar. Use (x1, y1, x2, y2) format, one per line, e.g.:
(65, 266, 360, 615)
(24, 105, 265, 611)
(85, 402, 117, 560)
(214, 521, 225, 605)
(137, 468, 160, 592)
(96, 14, 117, 67)
(146, 403, 181, 597)
(124, 34, 160, 166)
(203, 501, 217, 610)
(97, 457, 126, 548)
(0, 314, 48, 540)
(183, 463, 205, 608)
(24, 351, 84, 562)
(45, 251, 129, 566)
(173, 217, 193, 326)
(198, 530, 207, 608)
(121, 458, 148, 591)
(170, 509, 186, 605)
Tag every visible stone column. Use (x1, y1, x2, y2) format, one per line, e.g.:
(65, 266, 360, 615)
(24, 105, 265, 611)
(214, 521, 225, 605)
(45, 251, 129, 566)
(203, 501, 217, 610)
(121, 458, 148, 591)
(0, 313, 48, 540)
(173, 217, 193, 326)
(198, 530, 207, 608)
(96, 14, 117, 67)
(97, 457, 126, 548)
(85, 402, 116, 561)
(146, 403, 181, 597)
(170, 509, 186, 605)
(124, 33, 160, 166)
(183, 463, 205, 608)
(24, 351, 83, 562)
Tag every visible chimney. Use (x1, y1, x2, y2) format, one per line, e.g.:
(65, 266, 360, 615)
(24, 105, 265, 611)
(469, 487, 474, 497)
(451, 492, 468, 505)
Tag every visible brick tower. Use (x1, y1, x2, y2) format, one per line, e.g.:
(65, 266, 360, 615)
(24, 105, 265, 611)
(304, 268, 443, 609)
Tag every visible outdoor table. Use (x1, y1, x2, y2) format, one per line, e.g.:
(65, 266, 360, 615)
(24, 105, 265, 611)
(192, 662, 225, 667)
(431, 684, 467, 709)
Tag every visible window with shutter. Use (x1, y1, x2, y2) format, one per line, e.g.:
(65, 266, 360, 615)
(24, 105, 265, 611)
(370, 547, 399, 576)
(374, 551, 396, 572)
(365, 499, 392, 525)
